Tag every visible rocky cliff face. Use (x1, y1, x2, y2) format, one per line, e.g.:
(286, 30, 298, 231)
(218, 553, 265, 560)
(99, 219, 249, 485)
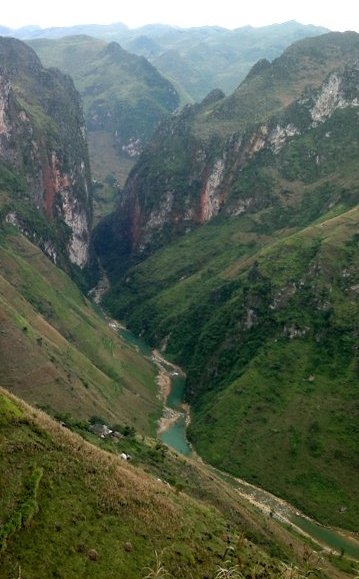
(28, 35, 180, 203)
(0, 37, 92, 269)
(95, 32, 359, 272)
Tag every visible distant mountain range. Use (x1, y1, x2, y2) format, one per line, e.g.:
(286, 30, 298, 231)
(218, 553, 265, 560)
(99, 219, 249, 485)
(3, 20, 329, 101)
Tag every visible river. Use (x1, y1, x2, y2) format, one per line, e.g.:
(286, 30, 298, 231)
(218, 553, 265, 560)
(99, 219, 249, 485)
(159, 372, 192, 456)
(115, 323, 359, 560)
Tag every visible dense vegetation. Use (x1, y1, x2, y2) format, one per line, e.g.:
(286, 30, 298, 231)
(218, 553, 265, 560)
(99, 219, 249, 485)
(97, 32, 359, 531)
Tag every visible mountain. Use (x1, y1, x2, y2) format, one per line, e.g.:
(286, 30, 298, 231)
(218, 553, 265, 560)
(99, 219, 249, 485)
(6, 21, 328, 102)
(0, 36, 91, 273)
(95, 32, 359, 530)
(6, 22, 328, 219)
(135, 21, 329, 101)
(0, 37, 163, 431)
(27, 35, 180, 221)
(0, 31, 358, 578)
(96, 31, 359, 266)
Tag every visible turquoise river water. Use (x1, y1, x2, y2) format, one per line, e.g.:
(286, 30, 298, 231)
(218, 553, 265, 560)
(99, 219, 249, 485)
(159, 372, 192, 456)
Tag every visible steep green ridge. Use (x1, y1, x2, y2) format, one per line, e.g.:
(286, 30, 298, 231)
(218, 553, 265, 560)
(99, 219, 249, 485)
(1, 387, 355, 578)
(96, 32, 359, 529)
(0, 226, 160, 435)
(101, 207, 359, 530)
(28, 35, 179, 220)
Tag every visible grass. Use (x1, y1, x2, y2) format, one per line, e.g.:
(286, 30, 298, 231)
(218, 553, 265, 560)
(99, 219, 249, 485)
(0, 386, 352, 579)
(0, 227, 161, 435)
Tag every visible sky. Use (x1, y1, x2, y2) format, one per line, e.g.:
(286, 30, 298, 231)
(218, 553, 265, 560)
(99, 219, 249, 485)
(1, 0, 358, 33)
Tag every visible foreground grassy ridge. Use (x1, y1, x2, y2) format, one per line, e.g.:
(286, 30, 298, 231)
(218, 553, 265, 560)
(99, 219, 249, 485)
(0, 227, 160, 435)
(103, 199, 359, 531)
(0, 388, 353, 579)
(0, 389, 229, 578)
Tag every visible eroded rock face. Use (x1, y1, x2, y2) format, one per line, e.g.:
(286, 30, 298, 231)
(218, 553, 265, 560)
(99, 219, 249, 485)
(0, 76, 11, 139)
(269, 123, 300, 153)
(310, 72, 359, 123)
(0, 37, 92, 269)
(200, 159, 225, 223)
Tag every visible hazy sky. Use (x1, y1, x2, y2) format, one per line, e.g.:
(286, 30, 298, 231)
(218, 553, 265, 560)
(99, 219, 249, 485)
(1, 0, 358, 32)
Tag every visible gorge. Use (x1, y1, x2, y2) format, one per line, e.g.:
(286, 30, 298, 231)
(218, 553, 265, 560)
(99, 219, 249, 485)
(1, 26, 359, 578)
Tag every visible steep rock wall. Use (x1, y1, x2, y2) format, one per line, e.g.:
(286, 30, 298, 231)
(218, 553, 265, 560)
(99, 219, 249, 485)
(0, 37, 92, 269)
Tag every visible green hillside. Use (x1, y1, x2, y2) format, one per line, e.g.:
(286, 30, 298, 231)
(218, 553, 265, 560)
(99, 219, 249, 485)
(101, 199, 359, 529)
(0, 226, 161, 434)
(1, 386, 355, 578)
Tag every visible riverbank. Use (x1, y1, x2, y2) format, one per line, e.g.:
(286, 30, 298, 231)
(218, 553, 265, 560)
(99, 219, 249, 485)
(152, 349, 192, 437)
(152, 349, 184, 376)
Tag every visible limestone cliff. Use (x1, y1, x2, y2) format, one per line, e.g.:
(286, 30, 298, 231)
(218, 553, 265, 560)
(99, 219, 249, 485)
(0, 37, 92, 269)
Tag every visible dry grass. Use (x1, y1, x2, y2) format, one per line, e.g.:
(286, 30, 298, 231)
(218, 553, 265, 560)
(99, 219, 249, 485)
(142, 551, 171, 578)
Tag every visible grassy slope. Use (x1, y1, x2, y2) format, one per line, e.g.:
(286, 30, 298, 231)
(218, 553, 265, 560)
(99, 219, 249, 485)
(0, 387, 353, 579)
(0, 226, 161, 435)
(188, 212, 359, 529)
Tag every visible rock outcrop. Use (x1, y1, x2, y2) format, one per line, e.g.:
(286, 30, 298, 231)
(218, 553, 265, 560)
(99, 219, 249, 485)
(0, 37, 92, 269)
